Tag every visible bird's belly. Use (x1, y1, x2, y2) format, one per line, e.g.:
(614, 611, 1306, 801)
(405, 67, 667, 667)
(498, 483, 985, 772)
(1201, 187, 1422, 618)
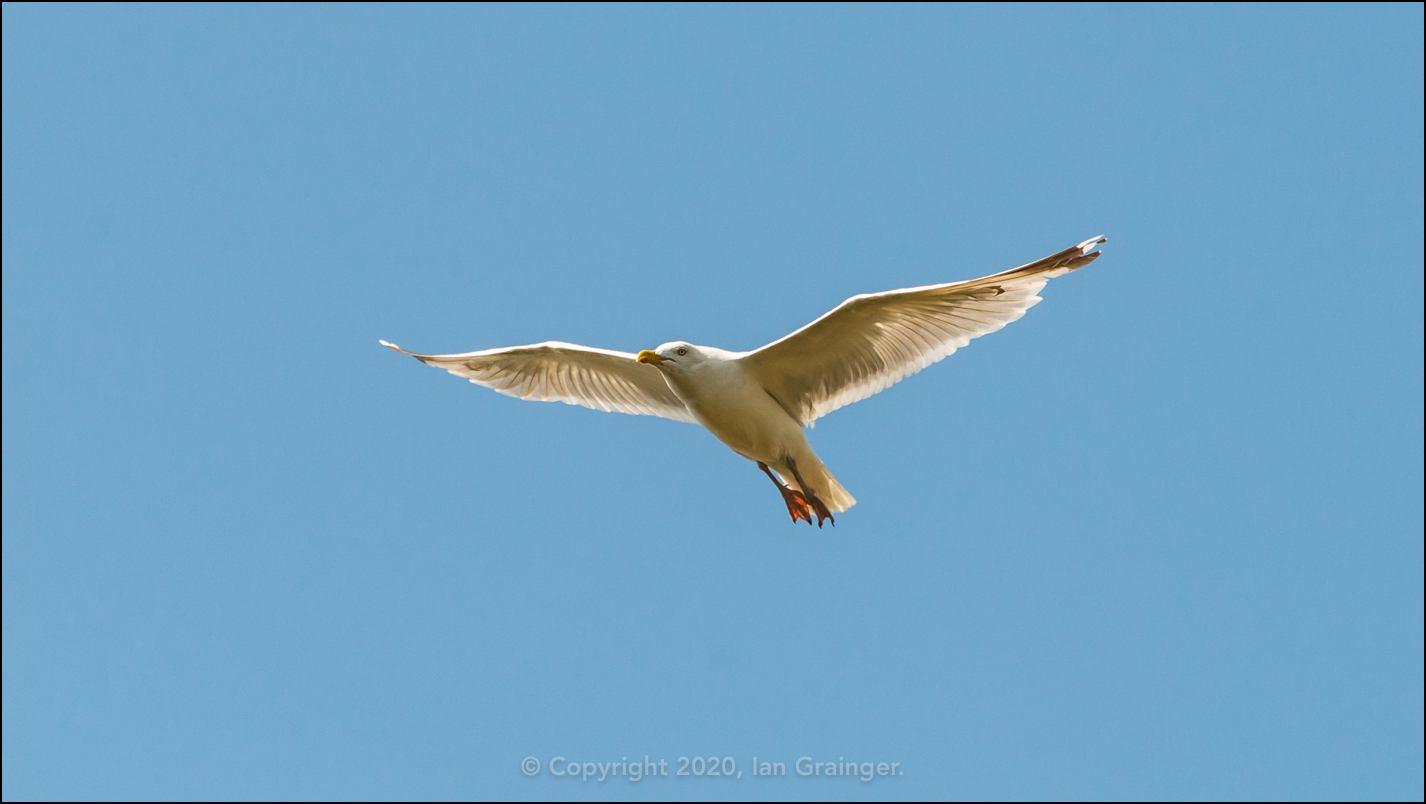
(682, 385, 805, 463)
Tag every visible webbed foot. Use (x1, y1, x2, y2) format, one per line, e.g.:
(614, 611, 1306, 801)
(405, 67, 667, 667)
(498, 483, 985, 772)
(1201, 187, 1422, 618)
(785, 458, 835, 528)
(758, 462, 813, 525)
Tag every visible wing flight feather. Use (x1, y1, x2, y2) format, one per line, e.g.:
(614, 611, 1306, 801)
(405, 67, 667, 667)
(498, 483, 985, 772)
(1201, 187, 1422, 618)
(739, 236, 1105, 425)
(379, 340, 697, 424)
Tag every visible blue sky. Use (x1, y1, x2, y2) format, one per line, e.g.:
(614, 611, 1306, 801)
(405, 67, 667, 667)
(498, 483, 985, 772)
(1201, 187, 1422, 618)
(3, 5, 1421, 801)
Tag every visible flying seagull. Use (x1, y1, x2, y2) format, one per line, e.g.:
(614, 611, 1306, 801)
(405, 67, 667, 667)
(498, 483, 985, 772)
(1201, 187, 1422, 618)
(382, 235, 1105, 526)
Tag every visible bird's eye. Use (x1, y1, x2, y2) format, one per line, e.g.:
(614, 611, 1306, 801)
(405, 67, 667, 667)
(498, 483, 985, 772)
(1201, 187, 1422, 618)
(677, 348, 687, 356)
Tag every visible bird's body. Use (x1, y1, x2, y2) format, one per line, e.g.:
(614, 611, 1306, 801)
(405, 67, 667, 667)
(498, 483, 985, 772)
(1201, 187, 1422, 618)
(650, 344, 856, 514)
(662, 346, 800, 463)
(382, 235, 1105, 525)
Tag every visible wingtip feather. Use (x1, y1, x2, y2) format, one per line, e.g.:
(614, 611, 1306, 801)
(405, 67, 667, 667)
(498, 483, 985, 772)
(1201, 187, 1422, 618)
(379, 339, 417, 357)
(1078, 235, 1107, 254)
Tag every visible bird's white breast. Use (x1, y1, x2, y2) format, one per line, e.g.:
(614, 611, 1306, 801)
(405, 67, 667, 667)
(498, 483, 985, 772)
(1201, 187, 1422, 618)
(663, 356, 808, 464)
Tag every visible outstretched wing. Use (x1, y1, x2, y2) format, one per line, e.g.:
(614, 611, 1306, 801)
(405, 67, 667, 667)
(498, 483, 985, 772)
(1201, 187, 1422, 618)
(380, 340, 697, 423)
(739, 236, 1105, 426)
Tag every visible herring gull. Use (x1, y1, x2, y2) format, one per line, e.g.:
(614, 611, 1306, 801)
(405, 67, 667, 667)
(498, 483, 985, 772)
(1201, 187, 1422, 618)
(382, 235, 1105, 526)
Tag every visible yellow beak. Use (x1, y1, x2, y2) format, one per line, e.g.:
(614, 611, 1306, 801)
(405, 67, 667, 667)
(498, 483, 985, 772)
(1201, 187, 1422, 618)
(637, 350, 664, 364)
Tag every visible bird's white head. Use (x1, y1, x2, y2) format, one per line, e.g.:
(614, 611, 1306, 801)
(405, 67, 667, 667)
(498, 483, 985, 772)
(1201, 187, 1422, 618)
(636, 341, 709, 373)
